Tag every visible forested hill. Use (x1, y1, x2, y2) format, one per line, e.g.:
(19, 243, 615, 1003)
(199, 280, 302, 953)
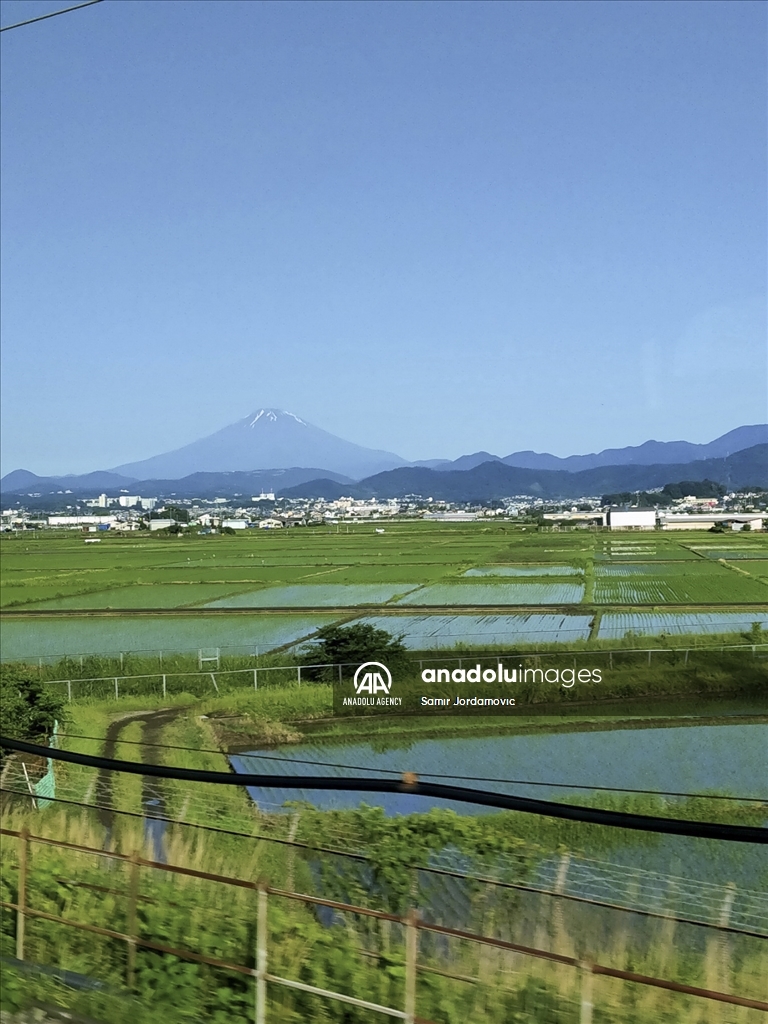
(280, 444, 768, 501)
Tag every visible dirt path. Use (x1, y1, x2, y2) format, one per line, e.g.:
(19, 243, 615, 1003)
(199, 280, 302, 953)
(95, 708, 184, 855)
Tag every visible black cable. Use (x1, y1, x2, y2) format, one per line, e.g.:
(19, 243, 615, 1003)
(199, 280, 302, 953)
(61, 731, 768, 803)
(1, 0, 105, 33)
(2, 736, 765, 843)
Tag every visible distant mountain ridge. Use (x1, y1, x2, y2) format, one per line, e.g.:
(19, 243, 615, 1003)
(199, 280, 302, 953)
(280, 444, 768, 502)
(438, 424, 768, 473)
(0, 468, 351, 499)
(0, 469, 138, 493)
(2, 415, 765, 495)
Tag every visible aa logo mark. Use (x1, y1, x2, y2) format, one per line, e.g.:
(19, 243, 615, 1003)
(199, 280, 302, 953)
(353, 662, 392, 695)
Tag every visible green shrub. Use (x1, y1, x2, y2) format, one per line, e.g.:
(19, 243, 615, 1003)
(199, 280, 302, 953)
(0, 664, 66, 750)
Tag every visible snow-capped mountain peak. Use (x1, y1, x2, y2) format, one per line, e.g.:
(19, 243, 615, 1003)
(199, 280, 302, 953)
(248, 409, 306, 428)
(109, 408, 405, 480)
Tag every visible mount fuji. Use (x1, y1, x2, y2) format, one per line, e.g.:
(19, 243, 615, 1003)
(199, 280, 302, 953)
(109, 408, 408, 481)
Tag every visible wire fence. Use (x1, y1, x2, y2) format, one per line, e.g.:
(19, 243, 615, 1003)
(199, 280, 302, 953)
(3, 773, 766, 940)
(2, 825, 767, 1024)
(19, 641, 768, 703)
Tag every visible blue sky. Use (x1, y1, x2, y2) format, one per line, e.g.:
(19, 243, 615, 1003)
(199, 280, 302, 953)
(1, 0, 765, 475)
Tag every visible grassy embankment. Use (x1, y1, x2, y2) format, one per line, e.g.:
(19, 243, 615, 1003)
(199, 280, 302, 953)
(2, 788, 766, 1024)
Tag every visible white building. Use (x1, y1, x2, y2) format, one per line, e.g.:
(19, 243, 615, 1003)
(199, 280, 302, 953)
(252, 492, 275, 501)
(150, 518, 179, 531)
(258, 518, 283, 529)
(48, 515, 117, 527)
(659, 513, 764, 531)
(422, 512, 481, 521)
(197, 513, 220, 527)
(607, 509, 657, 530)
(118, 495, 141, 507)
(222, 519, 248, 530)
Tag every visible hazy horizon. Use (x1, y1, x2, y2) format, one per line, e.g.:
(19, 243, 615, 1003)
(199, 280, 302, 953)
(2, 1, 765, 474)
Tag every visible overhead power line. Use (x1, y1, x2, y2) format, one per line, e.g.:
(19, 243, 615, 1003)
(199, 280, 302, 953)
(1, 0, 104, 33)
(60, 731, 768, 804)
(2, 735, 766, 843)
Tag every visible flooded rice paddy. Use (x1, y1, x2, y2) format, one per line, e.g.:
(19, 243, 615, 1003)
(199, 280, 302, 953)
(3, 605, 767, 660)
(232, 720, 768, 884)
(204, 583, 419, 608)
(397, 582, 586, 605)
(355, 613, 593, 647)
(597, 610, 768, 639)
(0, 613, 339, 661)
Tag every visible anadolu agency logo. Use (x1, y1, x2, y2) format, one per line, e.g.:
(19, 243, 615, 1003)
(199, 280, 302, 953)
(342, 662, 402, 708)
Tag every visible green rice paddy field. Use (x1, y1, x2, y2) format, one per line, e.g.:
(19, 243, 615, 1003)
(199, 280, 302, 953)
(1, 523, 766, 657)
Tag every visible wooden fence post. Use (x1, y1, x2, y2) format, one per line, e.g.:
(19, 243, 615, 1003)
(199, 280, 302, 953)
(127, 851, 140, 988)
(256, 883, 268, 1024)
(16, 827, 29, 961)
(404, 909, 418, 1024)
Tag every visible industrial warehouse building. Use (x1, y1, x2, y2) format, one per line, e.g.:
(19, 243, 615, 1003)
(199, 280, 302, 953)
(606, 509, 657, 530)
(607, 509, 763, 531)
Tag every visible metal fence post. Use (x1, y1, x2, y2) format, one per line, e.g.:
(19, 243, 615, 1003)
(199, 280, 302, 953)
(253, 669, 258, 691)
(647, 650, 652, 666)
(579, 962, 594, 1024)
(297, 665, 301, 687)
(114, 677, 119, 700)
(66, 679, 72, 702)
(256, 883, 268, 1024)
(718, 883, 736, 994)
(16, 827, 29, 961)
(127, 851, 139, 988)
(404, 909, 417, 1024)
(162, 674, 167, 698)
(553, 851, 570, 944)
(338, 663, 342, 684)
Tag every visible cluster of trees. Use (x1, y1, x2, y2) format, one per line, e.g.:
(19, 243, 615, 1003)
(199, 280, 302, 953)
(302, 623, 409, 679)
(601, 479, 726, 507)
